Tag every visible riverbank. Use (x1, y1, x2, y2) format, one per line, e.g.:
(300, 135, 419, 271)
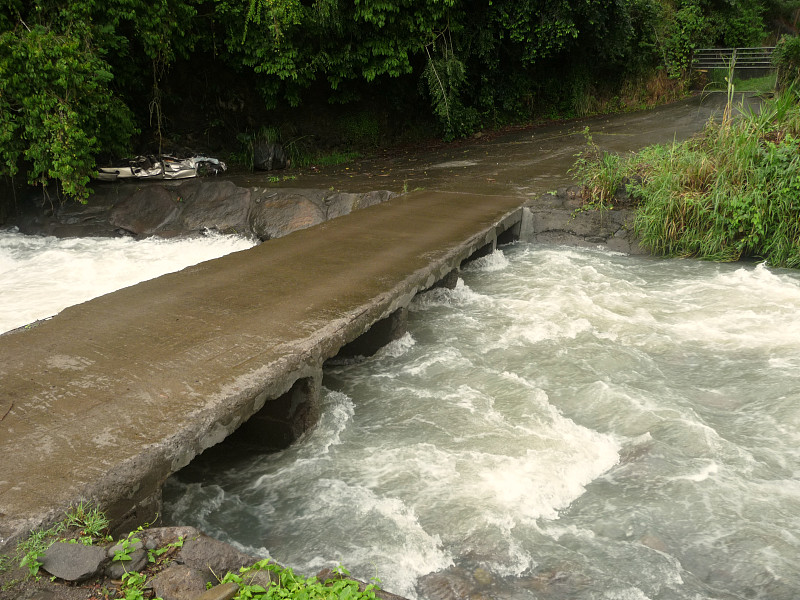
(572, 90, 800, 267)
(0, 521, 409, 600)
(2, 181, 641, 256)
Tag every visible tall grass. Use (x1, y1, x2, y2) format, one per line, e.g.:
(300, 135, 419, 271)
(569, 127, 628, 210)
(574, 90, 800, 267)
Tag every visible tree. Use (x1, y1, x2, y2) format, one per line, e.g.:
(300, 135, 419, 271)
(0, 22, 134, 201)
(0, 0, 193, 200)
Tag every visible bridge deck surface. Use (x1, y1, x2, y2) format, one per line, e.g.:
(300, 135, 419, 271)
(0, 190, 523, 550)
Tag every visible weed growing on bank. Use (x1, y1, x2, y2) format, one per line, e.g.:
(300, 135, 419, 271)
(573, 90, 800, 267)
(16, 502, 111, 577)
(570, 127, 628, 214)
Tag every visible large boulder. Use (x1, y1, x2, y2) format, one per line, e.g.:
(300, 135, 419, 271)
(324, 190, 394, 220)
(108, 186, 180, 236)
(523, 187, 644, 254)
(247, 189, 397, 240)
(40, 541, 107, 582)
(139, 526, 203, 549)
(248, 189, 327, 240)
(6, 179, 396, 240)
(150, 564, 209, 600)
(177, 534, 256, 582)
(253, 141, 288, 171)
(173, 180, 251, 234)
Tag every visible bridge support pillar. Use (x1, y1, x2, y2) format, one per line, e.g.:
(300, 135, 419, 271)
(226, 374, 323, 451)
(497, 221, 521, 246)
(463, 240, 496, 266)
(517, 207, 535, 242)
(430, 269, 460, 290)
(108, 481, 164, 540)
(336, 307, 408, 359)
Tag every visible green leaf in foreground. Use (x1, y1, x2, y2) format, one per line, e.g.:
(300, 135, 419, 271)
(222, 559, 380, 600)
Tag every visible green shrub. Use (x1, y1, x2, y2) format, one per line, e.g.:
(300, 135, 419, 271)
(773, 35, 800, 90)
(0, 24, 135, 201)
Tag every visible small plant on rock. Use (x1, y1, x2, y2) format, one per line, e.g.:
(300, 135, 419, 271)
(147, 535, 184, 565)
(12, 503, 109, 580)
(120, 570, 148, 600)
(64, 501, 110, 544)
(113, 533, 140, 563)
(221, 559, 380, 600)
(16, 522, 65, 578)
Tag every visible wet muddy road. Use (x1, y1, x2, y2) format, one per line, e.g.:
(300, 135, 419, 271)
(228, 93, 750, 199)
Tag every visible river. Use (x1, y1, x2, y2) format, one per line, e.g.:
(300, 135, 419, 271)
(163, 243, 800, 600)
(3, 94, 795, 599)
(0, 229, 255, 334)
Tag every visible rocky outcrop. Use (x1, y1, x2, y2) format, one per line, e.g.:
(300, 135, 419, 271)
(248, 189, 394, 240)
(6, 180, 396, 241)
(522, 185, 645, 254)
(109, 186, 183, 236)
(7, 179, 642, 255)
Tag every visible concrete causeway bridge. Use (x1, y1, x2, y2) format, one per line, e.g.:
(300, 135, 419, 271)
(1, 93, 746, 553)
(0, 190, 526, 552)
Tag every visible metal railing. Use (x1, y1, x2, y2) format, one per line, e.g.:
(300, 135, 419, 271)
(692, 47, 776, 70)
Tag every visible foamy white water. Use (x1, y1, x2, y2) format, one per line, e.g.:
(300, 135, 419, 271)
(0, 229, 256, 333)
(163, 245, 800, 599)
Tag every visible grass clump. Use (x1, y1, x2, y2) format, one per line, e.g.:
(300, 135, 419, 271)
(705, 71, 777, 94)
(232, 126, 363, 172)
(569, 126, 628, 213)
(13, 502, 111, 578)
(573, 89, 800, 268)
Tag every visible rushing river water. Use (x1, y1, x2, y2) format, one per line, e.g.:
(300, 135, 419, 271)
(0, 229, 255, 333)
(163, 243, 800, 600)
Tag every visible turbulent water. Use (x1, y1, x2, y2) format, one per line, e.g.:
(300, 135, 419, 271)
(163, 244, 800, 600)
(0, 229, 256, 333)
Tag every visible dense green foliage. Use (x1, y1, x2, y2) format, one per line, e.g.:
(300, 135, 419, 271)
(0, 0, 796, 200)
(774, 34, 800, 88)
(574, 91, 800, 267)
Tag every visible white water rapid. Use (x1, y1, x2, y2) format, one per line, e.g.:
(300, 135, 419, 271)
(0, 229, 256, 333)
(164, 244, 800, 600)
